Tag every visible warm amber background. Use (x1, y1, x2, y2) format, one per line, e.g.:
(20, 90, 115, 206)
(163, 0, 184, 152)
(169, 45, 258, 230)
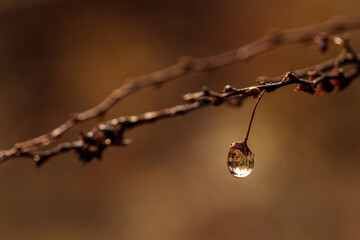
(0, 1, 360, 239)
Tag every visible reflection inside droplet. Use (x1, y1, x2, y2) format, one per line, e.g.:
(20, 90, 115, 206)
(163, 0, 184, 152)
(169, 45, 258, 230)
(227, 141, 254, 178)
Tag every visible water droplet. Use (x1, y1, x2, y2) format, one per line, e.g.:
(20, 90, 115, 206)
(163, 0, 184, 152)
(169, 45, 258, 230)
(227, 141, 254, 178)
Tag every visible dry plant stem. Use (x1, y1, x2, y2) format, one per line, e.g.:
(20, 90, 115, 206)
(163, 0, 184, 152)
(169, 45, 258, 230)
(26, 101, 210, 165)
(8, 48, 360, 165)
(184, 52, 360, 102)
(1, 42, 359, 164)
(0, 15, 360, 164)
(4, 15, 360, 153)
(1, 43, 359, 164)
(244, 91, 265, 143)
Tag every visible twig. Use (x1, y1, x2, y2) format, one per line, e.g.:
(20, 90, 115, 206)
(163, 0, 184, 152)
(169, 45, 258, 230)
(1, 15, 360, 164)
(7, 16, 360, 151)
(244, 90, 266, 143)
(7, 47, 359, 166)
(29, 101, 211, 165)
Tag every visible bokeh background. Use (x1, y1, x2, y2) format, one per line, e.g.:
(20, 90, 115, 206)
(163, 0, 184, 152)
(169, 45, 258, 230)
(0, 1, 359, 239)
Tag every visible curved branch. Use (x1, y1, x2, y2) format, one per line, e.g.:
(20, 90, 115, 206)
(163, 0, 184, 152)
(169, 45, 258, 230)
(8, 16, 360, 151)
(7, 49, 360, 166)
(1, 15, 360, 164)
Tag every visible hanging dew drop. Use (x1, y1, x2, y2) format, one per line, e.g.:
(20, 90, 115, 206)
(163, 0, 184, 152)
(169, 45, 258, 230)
(227, 141, 254, 178)
(227, 149, 254, 178)
(226, 90, 264, 179)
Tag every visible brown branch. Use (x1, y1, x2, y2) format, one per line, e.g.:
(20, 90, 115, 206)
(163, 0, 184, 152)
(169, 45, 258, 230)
(12, 47, 360, 166)
(184, 51, 359, 103)
(1, 15, 360, 164)
(30, 101, 211, 165)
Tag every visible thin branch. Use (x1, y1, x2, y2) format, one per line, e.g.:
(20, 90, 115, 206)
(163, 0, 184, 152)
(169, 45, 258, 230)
(9, 47, 360, 166)
(244, 90, 266, 143)
(4, 15, 360, 155)
(184, 52, 360, 103)
(1, 15, 360, 164)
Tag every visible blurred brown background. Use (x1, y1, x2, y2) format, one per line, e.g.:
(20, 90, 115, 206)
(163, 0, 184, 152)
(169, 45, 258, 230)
(0, 0, 360, 239)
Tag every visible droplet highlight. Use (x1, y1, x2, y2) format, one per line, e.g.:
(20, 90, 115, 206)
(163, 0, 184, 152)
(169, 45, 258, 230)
(227, 141, 254, 178)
